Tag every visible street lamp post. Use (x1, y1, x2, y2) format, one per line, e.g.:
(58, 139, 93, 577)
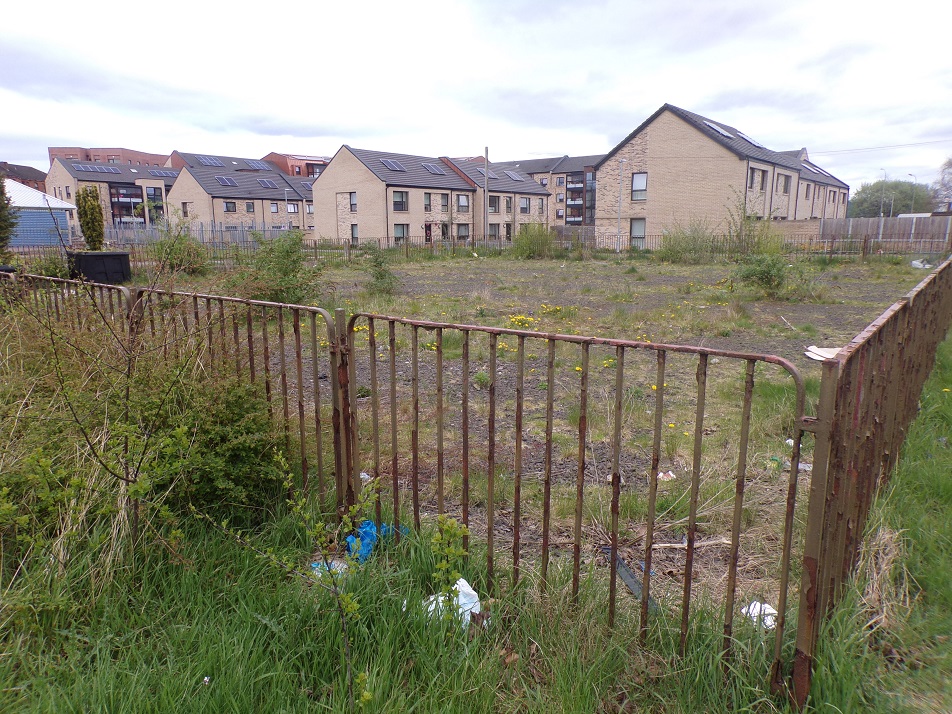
(879, 168, 887, 217)
(907, 173, 917, 213)
(616, 158, 627, 241)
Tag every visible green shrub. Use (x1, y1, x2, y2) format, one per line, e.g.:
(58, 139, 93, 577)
(75, 186, 105, 251)
(511, 224, 555, 259)
(223, 230, 324, 304)
(28, 250, 70, 278)
(657, 221, 716, 264)
(148, 232, 208, 275)
(363, 246, 399, 296)
(735, 254, 789, 297)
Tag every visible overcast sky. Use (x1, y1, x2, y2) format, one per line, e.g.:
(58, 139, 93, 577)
(2, 0, 950, 193)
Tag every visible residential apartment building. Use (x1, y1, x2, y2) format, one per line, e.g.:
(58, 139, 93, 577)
(0, 161, 47, 193)
(166, 153, 314, 230)
(311, 147, 548, 244)
(263, 153, 330, 179)
(498, 154, 604, 229)
(45, 159, 178, 229)
(593, 104, 849, 245)
(48, 147, 169, 168)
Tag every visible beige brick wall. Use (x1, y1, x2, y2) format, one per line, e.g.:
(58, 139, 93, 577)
(312, 148, 387, 242)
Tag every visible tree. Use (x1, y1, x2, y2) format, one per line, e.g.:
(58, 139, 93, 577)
(934, 157, 952, 210)
(0, 177, 18, 263)
(847, 179, 937, 218)
(75, 186, 105, 251)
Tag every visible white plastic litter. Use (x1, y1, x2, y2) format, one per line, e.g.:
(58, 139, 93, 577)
(911, 259, 933, 270)
(657, 470, 677, 482)
(785, 438, 795, 447)
(420, 577, 484, 629)
(805, 345, 840, 361)
(360, 471, 371, 484)
(742, 601, 778, 630)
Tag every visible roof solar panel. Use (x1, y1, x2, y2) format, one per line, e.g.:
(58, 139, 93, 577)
(380, 158, 407, 172)
(198, 155, 225, 167)
(503, 170, 523, 181)
(215, 175, 238, 186)
(301, 182, 313, 190)
(149, 169, 178, 177)
(477, 168, 500, 179)
(257, 178, 279, 189)
(245, 159, 271, 170)
(736, 131, 766, 149)
(703, 120, 734, 139)
(422, 162, 447, 175)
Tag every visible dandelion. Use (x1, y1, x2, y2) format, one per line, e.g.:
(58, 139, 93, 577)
(575, 366, 583, 372)
(668, 423, 675, 428)
(945, 388, 951, 392)
(683, 431, 690, 436)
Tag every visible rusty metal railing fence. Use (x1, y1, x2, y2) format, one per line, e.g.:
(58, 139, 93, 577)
(790, 255, 952, 706)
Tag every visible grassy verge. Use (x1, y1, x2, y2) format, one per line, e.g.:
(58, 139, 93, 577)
(809, 337, 952, 712)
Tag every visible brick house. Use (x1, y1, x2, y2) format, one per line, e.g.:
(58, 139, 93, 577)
(45, 159, 178, 230)
(311, 146, 549, 244)
(593, 104, 849, 245)
(48, 147, 169, 168)
(262, 153, 330, 179)
(166, 153, 313, 231)
(496, 154, 604, 230)
(0, 162, 48, 193)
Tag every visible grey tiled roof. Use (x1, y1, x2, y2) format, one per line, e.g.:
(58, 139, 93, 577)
(347, 147, 475, 191)
(57, 160, 179, 188)
(175, 152, 279, 173)
(498, 154, 604, 175)
(183, 166, 310, 200)
(0, 162, 47, 182)
(448, 159, 550, 196)
(598, 104, 848, 189)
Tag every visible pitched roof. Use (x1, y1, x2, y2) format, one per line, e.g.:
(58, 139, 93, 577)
(174, 152, 279, 173)
(5, 180, 75, 210)
(447, 159, 549, 196)
(181, 165, 311, 200)
(498, 154, 605, 175)
(0, 162, 47, 182)
(597, 104, 847, 189)
(55, 159, 180, 188)
(346, 147, 475, 191)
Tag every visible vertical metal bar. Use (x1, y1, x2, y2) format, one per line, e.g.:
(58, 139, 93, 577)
(461, 331, 470, 552)
(641, 350, 666, 641)
(335, 308, 356, 511)
(310, 312, 325, 501)
(722, 359, 756, 663)
(680, 352, 708, 655)
(791, 359, 838, 707)
(389, 321, 400, 539)
(232, 307, 241, 380)
(487, 332, 497, 593)
(278, 305, 291, 454)
(436, 328, 445, 515)
(608, 345, 625, 628)
(204, 298, 215, 369)
(246, 306, 256, 384)
(411, 324, 421, 530)
(368, 318, 381, 528)
(293, 309, 308, 496)
(540, 338, 556, 591)
(217, 299, 226, 372)
(513, 335, 525, 586)
(572, 342, 590, 602)
(261, 306, 273, 419)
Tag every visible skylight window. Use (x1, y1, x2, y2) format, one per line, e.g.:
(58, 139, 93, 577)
(477, 168, 500, 179)
(257, 178, 279, 189)
(703, 120, 735, 139)
(149, 169, 178, 177)
(301, 182, 313, 190)
(245, 159, 271, 170)
(503, 170, 524, 182)
(215, 176, 238, 186)
(422, 162, 447, 175)
(801, 165, 819, 174)
(198, 155, 225, 167)
(380, 158, 407, 172)
(736, 131, 766, 149)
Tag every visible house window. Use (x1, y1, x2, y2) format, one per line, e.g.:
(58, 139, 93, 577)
(457, 223, 470, 239)
(65, 186, 71, 198)
(841, 193, 847, 205)
(749, 168, 760, 190)
(630, 218, 646, 249)
(761, 170, 768, 192)
(394, 224, 408, 243)
(224, 201, 237, 212)
(457, 194, 469, 212)
(489, 223, 499, 239)
(519, 197, 530, 214)
(350, 224, 358, 244)
(306, 203, 313, 214)
(271, 202, 279, 213)
(440, 222, 449, 240)
(538, 198, 544, 214)
(424, 192, 431, 211)
(182, 202, 189, 217)
(441, 193, 449, 211)
(556, 176, 565, 186)
(489, 195, 499, 213)
(805, 184, 812, 199)
(350, 192, 357, 212)
(505, 196, 512, 213)
(777, 174, 790, 195)
(540, 177, 548, 187)
(556, 208, 564, 218)
(631, 172, 647, 201)
(244, 202, 254, 212)
(294, 166, 301, 175)
(287, 202, 299, 213)
(393, 191, 408, 212)
(557, 193, 564, 203)
(107, 155, 119, 164)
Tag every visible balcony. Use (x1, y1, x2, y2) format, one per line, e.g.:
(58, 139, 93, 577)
(566, 216, 583, 224)
(567, 182, 584, 189)
(566, 199, 583, 206)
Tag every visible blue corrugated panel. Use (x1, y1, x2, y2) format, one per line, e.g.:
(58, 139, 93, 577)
(12, 208, 69, 247)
